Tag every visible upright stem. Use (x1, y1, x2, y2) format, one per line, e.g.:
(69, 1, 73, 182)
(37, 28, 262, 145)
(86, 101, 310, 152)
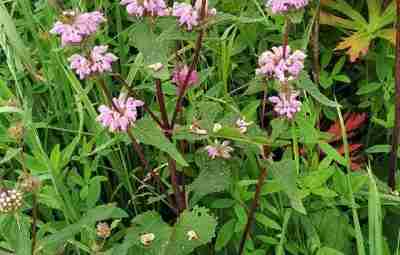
(312, 2, 320, 84)
(31, 193, 38, 255)
(260, 83, 268, 129)
(291, 121, 300, 175)
(238, 165, 268, 255)
(170, 0, 207, 129)
(155, 79, 171, 131)
(389, 0, 400, 190)
(282, 17, 290, 59)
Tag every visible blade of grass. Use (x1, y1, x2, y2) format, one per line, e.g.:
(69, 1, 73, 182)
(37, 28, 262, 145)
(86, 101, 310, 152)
(336, 101, 366, 255)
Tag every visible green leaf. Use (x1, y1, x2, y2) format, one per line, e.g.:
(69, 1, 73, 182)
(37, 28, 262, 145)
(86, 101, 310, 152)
(269, 160, 306, 214)
(215, 219, 236, 251)
(312, 187, 338, 198)
(300, 166, 335, 189)
(39, 205, 128, 249)
(255, 213, 281, 230)
(132, 118, 188, 166)
(165, 207, 217, 255)
(189, 156, 232, 206)
(120, 207, 217, 255)
(0, 148, 21, 165)
(316, 247, 345, 255)
(297, 73, 340, 108)
(356, 82, 382, 95)
(0, 214, 31, 255)
(318, 142, 347, 166)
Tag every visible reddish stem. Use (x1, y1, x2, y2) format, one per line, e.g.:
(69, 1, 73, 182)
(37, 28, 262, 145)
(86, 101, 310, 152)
(170, 0, 207, 130)
(312, 3, 321, 84)
(389, 0, 400, 190)
(238, 166, 268, 255)
(155, 79, 171, 132)
(282, 17, 290, 59)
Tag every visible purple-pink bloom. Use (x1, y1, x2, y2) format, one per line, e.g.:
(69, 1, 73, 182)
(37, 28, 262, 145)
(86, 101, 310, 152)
(68, 45, 118, 79)
(205, 140, 234, 159)
(269, 91, 302, 119)
(266, 0, 309, 14)
(256, 46, 306, 83)
(96, 94, 144, 132)
(50, 11, 105, 47)
(172, 0, 217, 30)
(172, 65, 199, 95)
(120, 0, 167, 17)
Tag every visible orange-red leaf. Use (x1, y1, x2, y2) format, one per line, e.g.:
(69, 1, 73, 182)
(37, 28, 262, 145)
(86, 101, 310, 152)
(335, 33, 371, 62)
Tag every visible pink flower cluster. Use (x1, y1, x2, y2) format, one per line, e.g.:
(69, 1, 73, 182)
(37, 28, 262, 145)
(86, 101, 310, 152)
(205, 140, 234, 159)
(172, 65, 199, 95)
(266, 0, 309, 14)
(172, 0, 216, 30)
(50, 11, 105, 46)
(268, 91, 302, 119)
(120, 0, 168, 17)
(256, 46, 306, 83)
(97, 94, 144, 132)
(68, 46, 118, 79)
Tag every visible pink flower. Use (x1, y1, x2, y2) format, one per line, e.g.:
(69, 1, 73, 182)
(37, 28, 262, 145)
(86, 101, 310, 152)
(172, 3, 199, 30)
(68, 45, 118, 79)
(120, 0, 167, 17)
(96, 94, 144, 132)
(172, 0, 217, 30)
(256, 46, 306, 83)
(266, 0, 309, 14)
(172, 65, 199, 95)
(269, 91, 302, 119)
(50, 11, 105, 47)
(205, 140, 234, 159)
(90, 46, 119, 73)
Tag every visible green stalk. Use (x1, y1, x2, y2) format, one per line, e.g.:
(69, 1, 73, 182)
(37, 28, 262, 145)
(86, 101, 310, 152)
(336, 103, 366, 255)
(291, 121, 300, 175)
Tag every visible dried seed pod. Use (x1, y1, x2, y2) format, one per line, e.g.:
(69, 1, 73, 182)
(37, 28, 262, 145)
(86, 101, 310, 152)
(0, 189, 23, 213)
(8, 122, 24, 141)
(19, 174, 41, 193)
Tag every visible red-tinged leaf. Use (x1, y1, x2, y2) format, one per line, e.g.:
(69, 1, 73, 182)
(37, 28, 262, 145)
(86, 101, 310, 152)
(351, 161, 362, 171)
(335, 33, 370, 62)
(345, 113, 368, 132)
(337, 143, 363, 155)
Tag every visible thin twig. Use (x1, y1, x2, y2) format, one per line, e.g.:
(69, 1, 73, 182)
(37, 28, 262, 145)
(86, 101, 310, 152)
(389, 0, 400, 190)
(260, 82, 268, 129)
(238, 165, 268, 255)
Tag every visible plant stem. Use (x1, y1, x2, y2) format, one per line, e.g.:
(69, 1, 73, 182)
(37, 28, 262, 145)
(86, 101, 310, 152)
(291, 121, 300, 175)
(170, 0, 207, 130)
(31, 193, 38, 255)
(238, 165, 267, 255)
(282, 16, 290, 58)
(312, 1, 320, 84)
(389, 0, 400, 190)
(155, 79, 171, 132)
(260, 82, 268, 129)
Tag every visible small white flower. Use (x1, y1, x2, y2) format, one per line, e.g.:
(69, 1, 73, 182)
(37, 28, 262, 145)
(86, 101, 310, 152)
(148, 63, 164, 72)
(236, 117, 253, 134)
(187, 230, 199, 241)
(213, 123, 222, 133)
(140, 233, 155, 246)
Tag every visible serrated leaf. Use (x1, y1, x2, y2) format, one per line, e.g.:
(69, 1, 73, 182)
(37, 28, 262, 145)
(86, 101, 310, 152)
(189, 157, 232, 206)
(255, 213, 281, 230)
